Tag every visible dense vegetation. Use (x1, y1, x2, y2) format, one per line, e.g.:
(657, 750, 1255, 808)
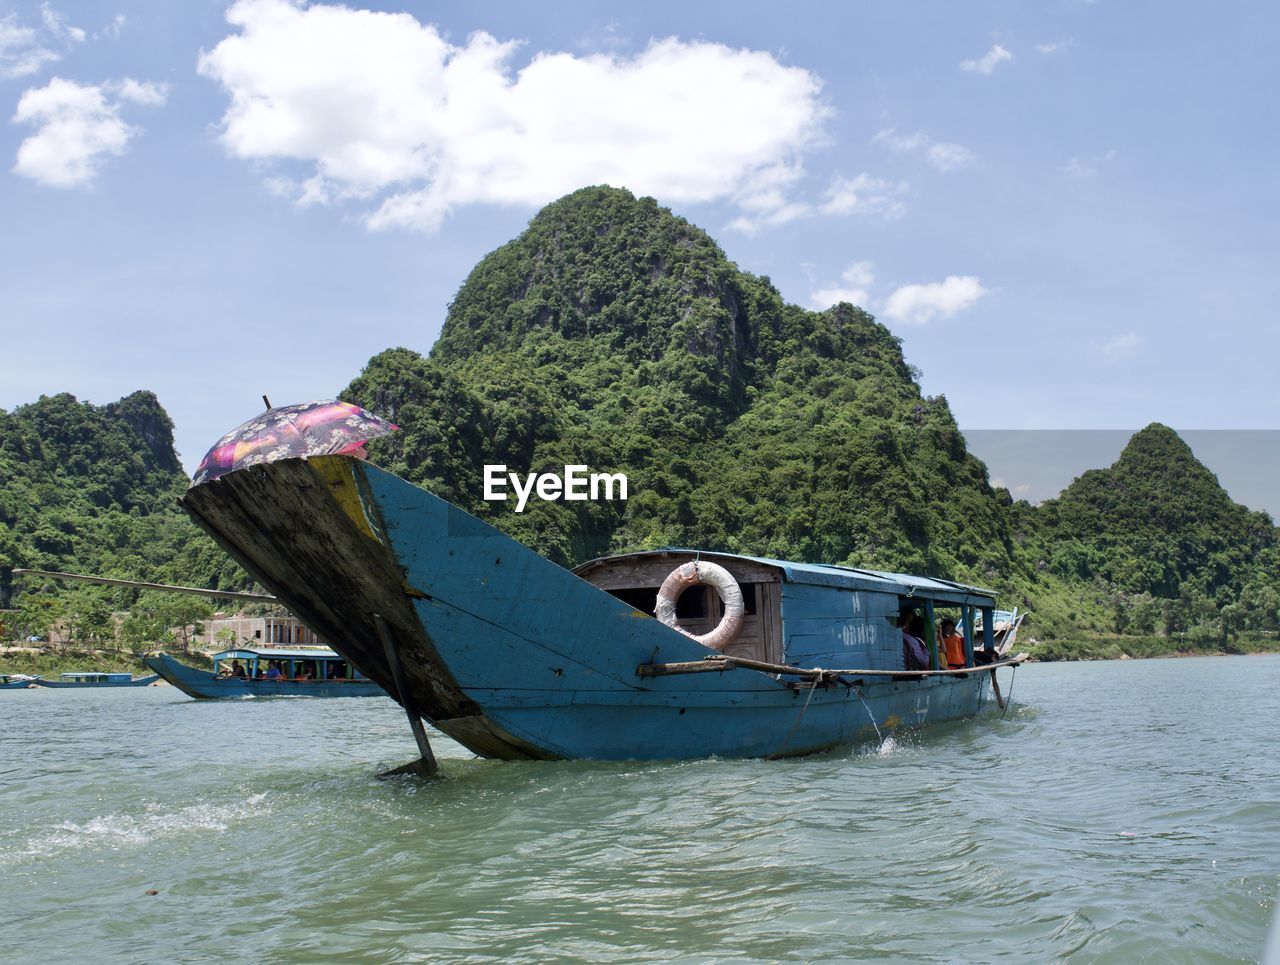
(1027, 424, 1278, 645)
(344, 187, 1276, 648)
(347, 187, 1026, 581)
(0, 392, 247, 642)
(2, 187, 1276, 658)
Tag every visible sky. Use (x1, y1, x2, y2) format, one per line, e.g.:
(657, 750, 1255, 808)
(1, 0, 1276, 511)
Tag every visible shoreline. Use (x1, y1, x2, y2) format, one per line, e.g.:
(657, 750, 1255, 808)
(1023, 634, 1280, 663)
(0, 646, 212, 678)
(6, 638, 1280, 679)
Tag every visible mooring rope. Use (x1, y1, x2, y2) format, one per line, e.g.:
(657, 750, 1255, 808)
(769, 673, 822, 759)
(1000, 665, 1018, 720)
(853, 686, 883, 743)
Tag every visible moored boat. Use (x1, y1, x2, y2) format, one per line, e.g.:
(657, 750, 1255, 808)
(181, 455, 1026, 764)
(34, 671, 161, 688)
(0, 673, 41, 689)
(143, 647, 385, 699)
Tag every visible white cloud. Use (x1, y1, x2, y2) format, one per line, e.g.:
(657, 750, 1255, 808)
(99, 14, 127, 42)
(809, 260, 875, 309)
(874, 127, 975, 172)
(960, 44, 1012, 75)
(1035, 40, 1076, 54)
(926, 142, 975, 172)
(1062, 149, 1116, 178)
(11, 75, 167, 187)
(40, 4, 85, 45)
(872, 128, 929, 153)
(198, 0, 832, 233)
(114, 77, 167, 105)
(882, 276, 987, 325)
(820, 172, 907, 217)
(1, 17, 55, 78)
(0, 5, 85, 79)
(1098, 331, 1141, 360)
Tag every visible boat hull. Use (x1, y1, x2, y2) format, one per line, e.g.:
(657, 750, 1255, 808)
(32, 675, 160, 688)
(143, 653, 386, 699)
(181, 457, 999, 760)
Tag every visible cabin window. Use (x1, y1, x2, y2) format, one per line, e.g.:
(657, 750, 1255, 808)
(675, 586, 707, 619)
(608, 586, 659, 615)
(737, 583, 758, 616)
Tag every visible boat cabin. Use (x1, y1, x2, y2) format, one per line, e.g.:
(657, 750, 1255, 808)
(211, 646, 368, 681)
(574, 549, 1002, 672)
(59, 672, 136, 684)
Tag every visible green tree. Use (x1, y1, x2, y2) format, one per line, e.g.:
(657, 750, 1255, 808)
(13, 593, 63, 644)
(155, 597, 214, 653)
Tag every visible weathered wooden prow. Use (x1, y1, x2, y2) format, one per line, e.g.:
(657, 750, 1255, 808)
(179, 456, 549, 762)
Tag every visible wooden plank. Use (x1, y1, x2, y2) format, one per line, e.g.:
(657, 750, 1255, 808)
(578, 555, 781, 589)
(763, 583, 783, 664)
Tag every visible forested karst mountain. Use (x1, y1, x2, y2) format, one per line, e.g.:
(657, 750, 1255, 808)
(345, 186, 1026, 584)
(0, 392, 244, 608)
(1031, 424, 1278, 637)
(3, 188, 1275, 650)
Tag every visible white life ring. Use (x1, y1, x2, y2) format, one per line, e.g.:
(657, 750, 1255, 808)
(654, 561, 745, 652)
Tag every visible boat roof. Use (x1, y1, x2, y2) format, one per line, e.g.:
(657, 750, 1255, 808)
(213, 646, 339, 660)
(574, 549, 999, 607)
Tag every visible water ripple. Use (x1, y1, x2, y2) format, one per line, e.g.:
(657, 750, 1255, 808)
(1, 657, 1279, 961)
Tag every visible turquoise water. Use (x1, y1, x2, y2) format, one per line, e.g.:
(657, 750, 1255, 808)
(2, 656, 1278, 962)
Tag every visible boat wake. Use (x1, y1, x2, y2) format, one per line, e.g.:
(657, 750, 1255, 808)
(1, 791, 271, 867)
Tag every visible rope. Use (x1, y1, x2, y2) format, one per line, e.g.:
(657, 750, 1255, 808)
(853, 686, 883, 743)
(769, 673, 822, 759)
(1000, 665, 1018, 720)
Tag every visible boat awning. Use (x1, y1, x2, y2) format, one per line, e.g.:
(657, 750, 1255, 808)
(574, 549, 999, 607)
(213, 647, 340, 660)
(59, 672, 132, 681)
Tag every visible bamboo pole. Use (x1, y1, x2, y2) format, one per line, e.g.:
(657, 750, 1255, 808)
(636, 652, 1027, 680)
(11, 568, 277, 603)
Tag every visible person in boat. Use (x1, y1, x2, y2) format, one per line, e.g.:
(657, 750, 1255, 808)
(230, 659, 247, 679)
(265, 660, 284, 681)
(297, 662, 315, 681)
(901, 612, 930, 671)
(939, 618, 966, 670)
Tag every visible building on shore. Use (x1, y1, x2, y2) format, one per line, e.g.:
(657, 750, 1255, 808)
(193, 612, 328, 650)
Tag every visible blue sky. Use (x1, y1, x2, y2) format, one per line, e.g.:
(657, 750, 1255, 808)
(1, 1, 1276, 502)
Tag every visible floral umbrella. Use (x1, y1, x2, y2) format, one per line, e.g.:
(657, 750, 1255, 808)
(192, 400, 399, 485)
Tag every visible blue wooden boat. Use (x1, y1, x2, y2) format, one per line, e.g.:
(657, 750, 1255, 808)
(181, 456, 1025, 764)
(0, 674, 41, 689)
(34, 671, 161, 688)
(143, 647, 385, 699)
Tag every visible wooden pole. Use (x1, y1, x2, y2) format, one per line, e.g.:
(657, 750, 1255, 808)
(962, 605, 976, 668)
(11, 568, 277, 603)
(924, 599, 939, 671)
(374, 613, 439, 778)
(636, 652, 1027, 680)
